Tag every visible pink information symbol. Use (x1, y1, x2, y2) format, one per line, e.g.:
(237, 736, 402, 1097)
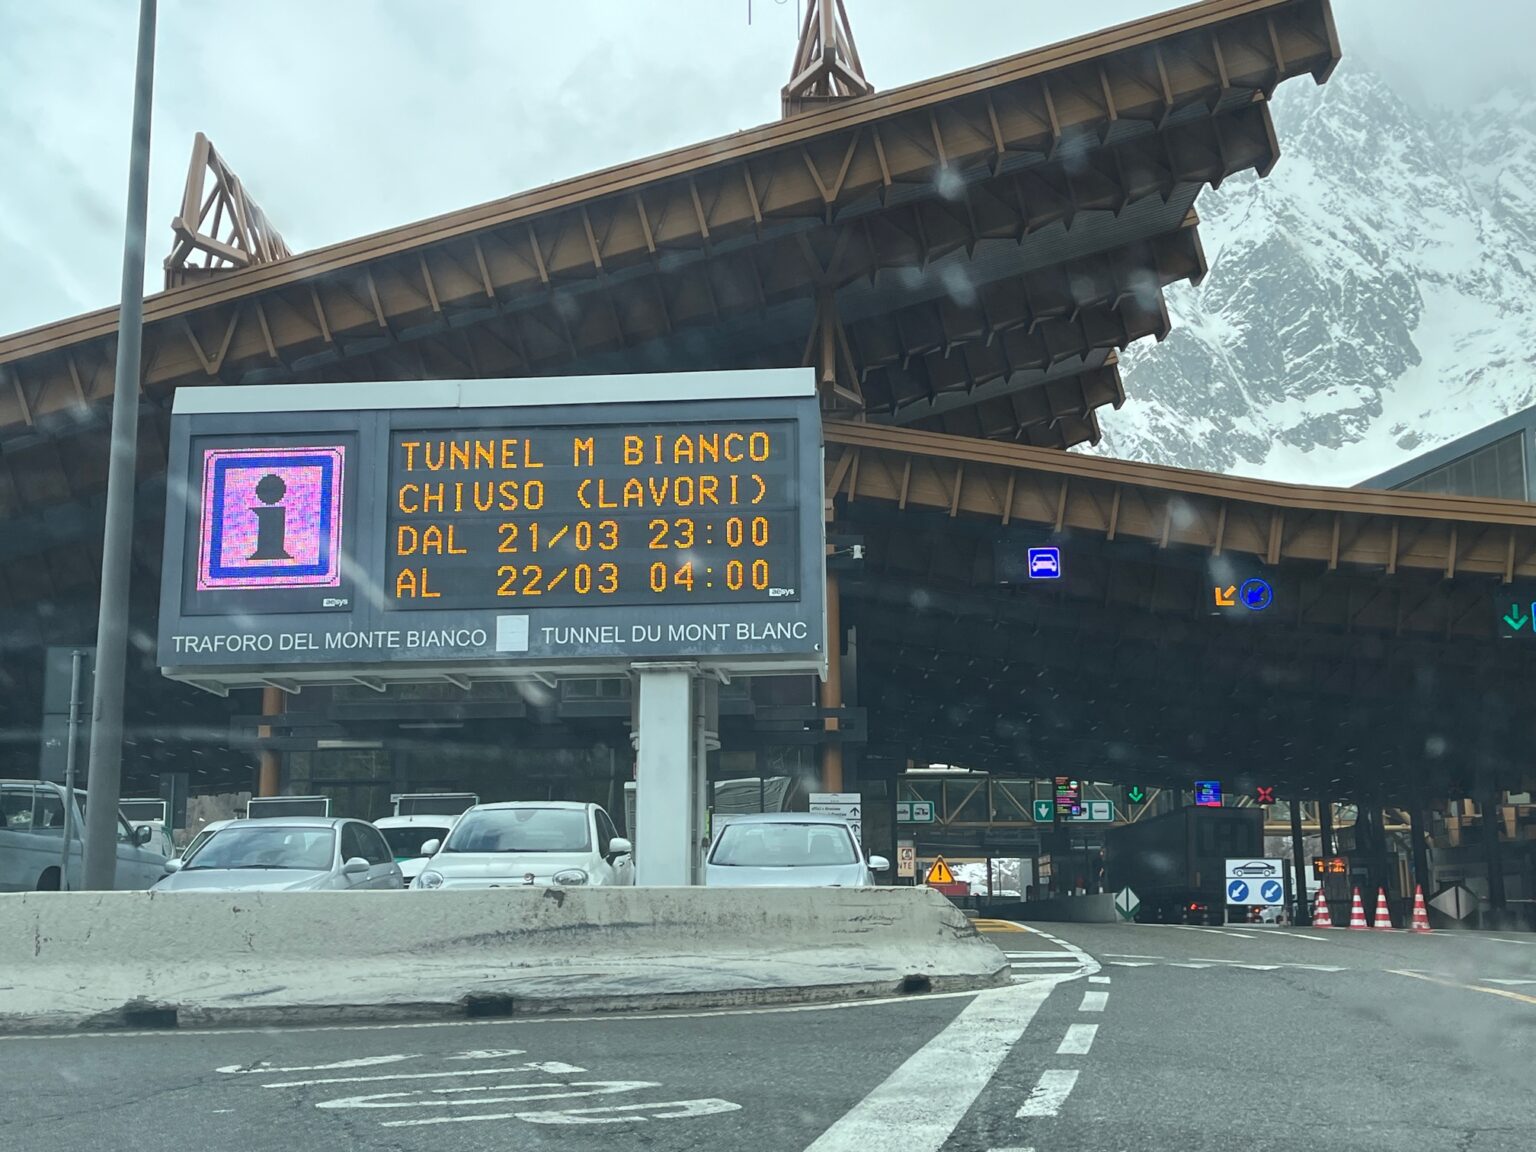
(196, 446, 344, 590)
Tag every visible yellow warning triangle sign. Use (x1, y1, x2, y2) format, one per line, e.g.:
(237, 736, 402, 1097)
(925, 856, 955, 885)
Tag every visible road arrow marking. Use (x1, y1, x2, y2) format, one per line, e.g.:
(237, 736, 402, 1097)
(1503, 605, 1529, 631)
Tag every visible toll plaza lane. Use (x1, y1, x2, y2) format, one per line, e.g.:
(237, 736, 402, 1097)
(980, 921, 1536, 1152)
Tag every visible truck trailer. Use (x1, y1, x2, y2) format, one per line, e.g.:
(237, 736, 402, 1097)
(1105, 806, 1264, 925)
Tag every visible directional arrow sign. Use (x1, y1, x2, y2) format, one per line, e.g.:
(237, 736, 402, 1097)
(1126, 786, 1146, 804)
(1114, 888, 1140, 920)
(1503, 604, 1530, 631)
(1032, 800, 1055, 822)
(1214, 585, 1237, 607)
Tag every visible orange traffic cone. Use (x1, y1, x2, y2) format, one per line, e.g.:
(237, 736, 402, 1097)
(1410, 885, 1432, 932)
(1348, 887, 1368, 929)
(1372, 888, 1393, 930)
(1312, 889, 1333, 928)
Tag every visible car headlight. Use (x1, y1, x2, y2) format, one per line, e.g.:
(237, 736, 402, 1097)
(552, 869, 589, 885)
(416, 870, 444, 889)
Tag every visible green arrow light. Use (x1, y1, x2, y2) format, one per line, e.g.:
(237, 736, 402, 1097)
(1504, 605, 1531, 631)
(1127, 786, 1146, 804)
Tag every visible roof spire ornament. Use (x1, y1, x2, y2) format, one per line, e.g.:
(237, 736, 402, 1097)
(164, 133, 291, 289)
(781, 0, 873, 117)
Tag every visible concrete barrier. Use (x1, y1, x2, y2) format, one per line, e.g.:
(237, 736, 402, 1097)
(0, 886, 1008, 1033)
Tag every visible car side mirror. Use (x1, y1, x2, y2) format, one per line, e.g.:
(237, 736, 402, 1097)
(869, 855, 891, 872)
(134, 825, 154, 846)
(342, 857, 370, 875)
(608, 837, 633, 859)
(162, 858, 184, 873)
(420, 838, 441, 857)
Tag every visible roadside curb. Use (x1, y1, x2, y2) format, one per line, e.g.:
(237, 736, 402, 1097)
(0, 969, 1010, 1035)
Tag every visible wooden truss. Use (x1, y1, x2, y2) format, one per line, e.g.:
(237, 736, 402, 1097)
(164, 133, 291, 290)
(783, 0, 874, 117)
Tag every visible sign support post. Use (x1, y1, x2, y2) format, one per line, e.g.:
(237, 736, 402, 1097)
(633, 663, 700, 885)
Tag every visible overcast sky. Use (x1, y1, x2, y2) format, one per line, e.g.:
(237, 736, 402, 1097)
(1, 0, 1531, 336)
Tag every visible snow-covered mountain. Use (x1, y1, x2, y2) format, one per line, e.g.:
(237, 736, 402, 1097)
(1089, 59, 1536, 486)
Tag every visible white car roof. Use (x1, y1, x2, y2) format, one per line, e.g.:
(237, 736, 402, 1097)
(714, 812, 857, 825)
(468, 801, 593, 812)
(375, 814, 458, 828)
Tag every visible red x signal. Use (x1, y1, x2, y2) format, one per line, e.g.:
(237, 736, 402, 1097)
(1255, 786, 1276, 805)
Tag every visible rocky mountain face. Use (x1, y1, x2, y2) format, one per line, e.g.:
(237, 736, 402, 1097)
(1088, 59, 1536, 486)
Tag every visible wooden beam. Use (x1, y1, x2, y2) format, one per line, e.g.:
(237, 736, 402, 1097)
(1054, 477, 1069, 532)
(418, 253, 442, 312)
(1328, 512, 1340, 571)
(1387, 522, 1399, 575)
(1444, 525, 1457, 580)
(1106, 486, 1121, 540)
(949, 462, 965, 517)
(472, 238, 497, 299)
(1213, 503, 1226, 556)
(1001, 472, 1016, 526)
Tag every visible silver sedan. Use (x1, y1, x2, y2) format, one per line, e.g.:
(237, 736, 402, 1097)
(152, 817, 402, 892)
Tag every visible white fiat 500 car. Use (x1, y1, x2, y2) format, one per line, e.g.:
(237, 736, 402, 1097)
(411, 801, 633, 889)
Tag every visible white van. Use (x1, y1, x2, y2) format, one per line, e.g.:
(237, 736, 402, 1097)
(0, 780, 168, 891)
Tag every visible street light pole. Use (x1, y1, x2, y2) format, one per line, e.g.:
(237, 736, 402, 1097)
(82, 0, 159, 890)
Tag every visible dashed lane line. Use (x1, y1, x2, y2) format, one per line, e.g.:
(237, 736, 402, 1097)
(1087, 976, 1110, 985)
(1484, 978, 1536, 986)
(1016, 1069, 1080, 1118)
(1078, 990, 1108, 1012)
(1056, 1024, 1098, 1055)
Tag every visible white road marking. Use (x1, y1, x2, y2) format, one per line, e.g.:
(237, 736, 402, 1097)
(1078, 990, 1108, 1012)
(1272, 931, 1329, 943)
(218, 1054, 429, 1075)
(801, 978, 1061, 1152)
(1104, 953, 1163, 959)
(1056, 1023, 1098, 1055)
(1088, 976, 1110, 984)
(1004, 951, 1083, 959)
(319, 1080, 656, 1111)
(514, 1098, 742, 1126)
(1016, 1069, 1079, 1117)
(1168, 962, 1214, 969)
(1284, 964, 1348, 972)
(1488, 938, 1536, 947)
(1009, 961, 1085, 968)
(984, 1147, 1035, 1152)
(263, 1062, 581, 1089)
(1484, 978, 1536, 986)
(1108, 961, 1155, 967)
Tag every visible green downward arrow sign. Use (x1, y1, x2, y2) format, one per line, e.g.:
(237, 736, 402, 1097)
(1504, 604, 1530, 631)
(1127, 786, 1146, 804)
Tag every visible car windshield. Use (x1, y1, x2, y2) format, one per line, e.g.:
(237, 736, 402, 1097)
(710, 822, 857, 867)
(442, 809, 590, 853)
(380, 825, 451, 859)
(182, 826, 335, 872)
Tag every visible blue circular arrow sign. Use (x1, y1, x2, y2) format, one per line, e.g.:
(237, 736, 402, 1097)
(1260, 879, 1284, 903)
(1227, 879, 1250, 902)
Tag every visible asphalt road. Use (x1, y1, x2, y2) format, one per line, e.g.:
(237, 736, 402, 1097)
(3, 921, 1532, 1151)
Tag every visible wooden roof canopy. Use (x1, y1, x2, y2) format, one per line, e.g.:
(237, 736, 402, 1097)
(0, 0, 1340, 455)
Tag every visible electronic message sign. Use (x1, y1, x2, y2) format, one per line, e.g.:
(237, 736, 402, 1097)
(157, 371, 825, 689)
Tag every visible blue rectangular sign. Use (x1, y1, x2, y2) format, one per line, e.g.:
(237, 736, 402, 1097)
(1194, 780, 1223, 807)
